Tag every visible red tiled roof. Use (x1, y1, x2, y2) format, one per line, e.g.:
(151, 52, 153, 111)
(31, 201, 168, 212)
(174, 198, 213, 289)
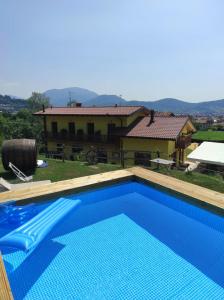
(34, 106, 146, 116)
(125, 116, 189, 140)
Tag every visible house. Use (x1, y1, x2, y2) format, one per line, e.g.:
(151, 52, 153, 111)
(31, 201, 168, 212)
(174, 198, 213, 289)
(34, 105, 196, 166)
(193, 116, 213, 130)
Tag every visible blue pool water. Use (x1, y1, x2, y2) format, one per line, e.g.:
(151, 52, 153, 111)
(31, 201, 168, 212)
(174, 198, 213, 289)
(1, 181, 224, 299)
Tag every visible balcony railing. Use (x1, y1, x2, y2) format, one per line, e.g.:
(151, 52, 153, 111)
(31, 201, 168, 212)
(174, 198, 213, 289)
(46, 131, 120, 144)
(176, 134, 192, 149)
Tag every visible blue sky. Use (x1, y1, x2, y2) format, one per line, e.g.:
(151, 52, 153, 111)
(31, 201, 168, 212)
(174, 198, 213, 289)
(0, 0, 224, 102)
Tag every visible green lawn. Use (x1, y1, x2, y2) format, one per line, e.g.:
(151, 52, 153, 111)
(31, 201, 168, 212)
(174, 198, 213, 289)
(0, 157, 122, 183)
(149, 166, 224, 193)
(0, 156, 223, 194)
(192, 130, 224, 141)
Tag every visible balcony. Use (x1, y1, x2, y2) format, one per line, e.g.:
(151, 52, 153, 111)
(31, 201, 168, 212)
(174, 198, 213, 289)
(176, 134, 192, 149)
(46, 131, 120, 144)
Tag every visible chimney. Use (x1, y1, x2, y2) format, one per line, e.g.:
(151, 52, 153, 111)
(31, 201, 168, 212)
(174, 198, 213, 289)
(148, 110, 155, 126)
(42, 105, 45, 113)
(76, 103, 82, 107)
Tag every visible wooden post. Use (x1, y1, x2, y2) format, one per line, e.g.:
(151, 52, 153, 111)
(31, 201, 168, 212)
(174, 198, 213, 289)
(62, 144, 65, 162)
(43, 116, 48, 157)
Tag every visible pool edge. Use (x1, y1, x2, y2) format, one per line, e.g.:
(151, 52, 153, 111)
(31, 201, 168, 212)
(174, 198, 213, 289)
(0, 252, 13, 300)
(0, 166, 224, 299)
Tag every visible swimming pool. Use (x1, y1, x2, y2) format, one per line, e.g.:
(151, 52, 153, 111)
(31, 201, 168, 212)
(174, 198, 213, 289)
(1, 181, 224, 299)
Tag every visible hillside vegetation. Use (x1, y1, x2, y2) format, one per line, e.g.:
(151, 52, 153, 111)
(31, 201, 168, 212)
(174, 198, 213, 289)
(0, 94, 27, 113)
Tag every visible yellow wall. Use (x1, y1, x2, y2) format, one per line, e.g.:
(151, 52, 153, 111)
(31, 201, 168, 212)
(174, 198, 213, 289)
(46, 115, 123, 134)
(180, 121, 195, 135)
(45, 116, 193, 164)
(46, 110, 146, 134)
(122, 137, 170, 153)
(121, 137, 174, 166)
(126, 110, 146, 126)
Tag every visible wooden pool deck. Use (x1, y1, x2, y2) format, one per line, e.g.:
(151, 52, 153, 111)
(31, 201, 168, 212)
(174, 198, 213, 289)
(0, 169, 133, 203)
(130, 167, 224, 211)
(0, 166, 223, 299)
(0, 254, 13, 300)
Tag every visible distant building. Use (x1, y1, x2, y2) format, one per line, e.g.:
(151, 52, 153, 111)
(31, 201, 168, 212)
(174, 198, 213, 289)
(35, 105, 196, 166)
(193, 116, 213, 130)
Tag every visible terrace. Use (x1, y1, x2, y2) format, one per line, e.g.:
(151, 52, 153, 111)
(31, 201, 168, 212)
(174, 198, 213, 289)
(176, 134, 192, 148)
(46, 130, 121, 144)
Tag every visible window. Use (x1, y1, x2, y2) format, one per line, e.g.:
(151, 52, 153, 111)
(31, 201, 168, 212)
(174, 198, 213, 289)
(51, 122, 58, 137)
(87, 123, 94, 136)
(68, 122, 75, 135)
(107, 123, 116, 135)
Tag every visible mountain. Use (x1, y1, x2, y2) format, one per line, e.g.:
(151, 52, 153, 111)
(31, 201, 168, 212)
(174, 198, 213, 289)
(44, 87, 98, 106)
(42, 86, 224, 114)
(86, 95, 127, 106)
(84, 95, 224, 115)
(140, 98, 224, 114)
(0, 94, 27, 113)
(128, 98, 193, 113)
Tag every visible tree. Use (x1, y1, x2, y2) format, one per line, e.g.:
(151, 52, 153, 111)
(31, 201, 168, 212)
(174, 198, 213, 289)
(27, 92, 50, 112)
(0, 109, 44, 147)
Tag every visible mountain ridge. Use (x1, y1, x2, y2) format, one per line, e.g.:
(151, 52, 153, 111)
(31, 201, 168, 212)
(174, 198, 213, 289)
(44, 87, 98, 106)
(42, 87, 224, 114)
(1, 87, 224, 115)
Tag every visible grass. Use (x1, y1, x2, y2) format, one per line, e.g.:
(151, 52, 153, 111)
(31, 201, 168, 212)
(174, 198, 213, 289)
(192, 130, 224, 141)
(0, 156, 223, 194)
(0, 156, 122, 183)
(149, 166, 224, 193)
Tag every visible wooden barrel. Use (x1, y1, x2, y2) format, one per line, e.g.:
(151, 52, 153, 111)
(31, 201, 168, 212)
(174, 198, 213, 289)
(1, 139, 37, 171)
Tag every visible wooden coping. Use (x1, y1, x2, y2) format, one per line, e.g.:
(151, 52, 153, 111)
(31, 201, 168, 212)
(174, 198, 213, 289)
(0, 254, 13, 300)
(0, 169, 134, 203)
(0, 166, 223, 210)
(0, 166, 223, 299)
(130, 167, 224, 211)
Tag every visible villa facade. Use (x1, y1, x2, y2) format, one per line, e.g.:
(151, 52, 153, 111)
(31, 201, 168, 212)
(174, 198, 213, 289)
(35, 105, 196, 166)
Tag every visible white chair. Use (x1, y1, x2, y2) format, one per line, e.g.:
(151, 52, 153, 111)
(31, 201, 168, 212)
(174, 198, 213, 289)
(8, 162, 33, 182)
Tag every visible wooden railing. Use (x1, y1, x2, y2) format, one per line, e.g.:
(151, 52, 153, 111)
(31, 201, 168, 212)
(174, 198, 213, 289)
(176, 134, 192, 148)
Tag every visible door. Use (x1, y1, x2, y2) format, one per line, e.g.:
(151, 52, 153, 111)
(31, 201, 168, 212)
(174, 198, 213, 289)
(107, 123, 116, 135)
(68, 122, 75, 136)
(51, 122, 58, 138)
(87, 123, 94, 136)
(107, 123, 116, 142)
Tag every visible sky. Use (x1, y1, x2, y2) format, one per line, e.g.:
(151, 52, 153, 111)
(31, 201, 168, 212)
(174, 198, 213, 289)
(0, 0, 224, 102)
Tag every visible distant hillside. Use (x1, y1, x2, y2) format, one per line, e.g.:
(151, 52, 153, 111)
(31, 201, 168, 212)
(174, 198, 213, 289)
(43, 86, 224, 114)
(0, 94, 27, 113)
(44, 87, 98, 106)
(86, 95, 127, 106)
(85, 95, 224, 115)
(129, 98, 224, 114)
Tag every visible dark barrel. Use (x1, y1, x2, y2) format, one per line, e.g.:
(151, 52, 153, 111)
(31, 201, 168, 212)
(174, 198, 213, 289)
(1, 139, 37, 171)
